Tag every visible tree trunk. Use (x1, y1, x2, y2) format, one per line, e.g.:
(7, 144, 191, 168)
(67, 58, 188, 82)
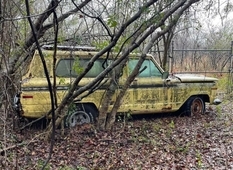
(97, 78, 117, 131)
(0, 0, 18, 120)
(105, 76, 133, 130)
(105, 53, 147, 130)
(97, 60, 127, 130)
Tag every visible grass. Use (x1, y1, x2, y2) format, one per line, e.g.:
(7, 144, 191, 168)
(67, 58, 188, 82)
(217, 75, 229, 91)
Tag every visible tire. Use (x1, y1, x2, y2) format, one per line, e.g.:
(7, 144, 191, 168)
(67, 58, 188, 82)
(76, 104, 99, 123)
(67, 111, 91, 127)
(66, 104, 99, 127)
(182, 96, 205, 117)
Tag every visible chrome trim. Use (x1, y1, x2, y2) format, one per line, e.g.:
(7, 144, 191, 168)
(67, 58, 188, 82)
(21, 86, 69, 91)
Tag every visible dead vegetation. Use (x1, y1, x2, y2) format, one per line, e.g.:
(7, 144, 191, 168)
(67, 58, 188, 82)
(0, 99, 233, 169)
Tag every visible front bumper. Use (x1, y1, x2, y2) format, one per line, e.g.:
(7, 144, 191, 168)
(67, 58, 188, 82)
(13, 93, 20, 108)
(13, 93, 23, 116)
(213, 98, 221, 105)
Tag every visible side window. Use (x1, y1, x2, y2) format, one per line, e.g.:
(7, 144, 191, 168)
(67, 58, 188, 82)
(128, 59, 161, 77)
(81, 59, 105, 77)
(149, 60, 162, 77)
(56, 58, 107, 77)
(56, 59, 75, 77)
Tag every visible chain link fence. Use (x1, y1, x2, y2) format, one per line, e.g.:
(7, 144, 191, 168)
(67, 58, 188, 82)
(153, 42, 233, 94)
(172, 49, 233, 97)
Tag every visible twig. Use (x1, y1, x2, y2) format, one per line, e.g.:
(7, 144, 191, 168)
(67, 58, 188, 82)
(0, 138, 38, 156)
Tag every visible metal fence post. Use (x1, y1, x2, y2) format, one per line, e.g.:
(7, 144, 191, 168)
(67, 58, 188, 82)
(228, 41, 233, 93)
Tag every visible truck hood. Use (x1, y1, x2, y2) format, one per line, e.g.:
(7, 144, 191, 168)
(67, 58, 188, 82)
(173, 74, 218, 82)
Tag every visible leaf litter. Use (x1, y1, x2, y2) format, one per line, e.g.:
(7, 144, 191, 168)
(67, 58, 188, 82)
(0, 101, 233, 169)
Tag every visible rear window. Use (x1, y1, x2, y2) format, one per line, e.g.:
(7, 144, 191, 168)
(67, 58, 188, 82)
(56, 58, 107, 77)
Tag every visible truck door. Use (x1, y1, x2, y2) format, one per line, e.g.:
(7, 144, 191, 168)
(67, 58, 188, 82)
(128, 59, 170, 113)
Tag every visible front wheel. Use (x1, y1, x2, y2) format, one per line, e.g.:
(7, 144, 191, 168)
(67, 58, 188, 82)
(182, 96, 205, 117)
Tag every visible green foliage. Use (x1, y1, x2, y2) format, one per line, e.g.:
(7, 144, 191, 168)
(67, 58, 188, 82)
(59, 166, 85, 170)
(216, 105, 221, 115)
(155, 12, 165, 25)
(117, 110, 132, 123)
(94, 41, 109, 51)
(217, 76, 227, 89)
(137, 135, 150, 143)
(72, 58, 84, 75)
(58, 166, 73, 170)
(152, 122, 162, 132)
(176, 143, 190, 154)
(67, 102, 77, 116)
(169, 120, 175, 129)
(57, 36, 66, 44)
(76, 166, 88, 170)
(113, 36, 130, 52)
(209, 74, 233, 96)
(107, 15, 118, 28)
(140, 6, 151, 14)
(36, 159, 51, 170)
(58, 77, 66, 85)
(124, 110, 132, 121)
(196, 150, 202, 168)
(94, 36, 130, 54)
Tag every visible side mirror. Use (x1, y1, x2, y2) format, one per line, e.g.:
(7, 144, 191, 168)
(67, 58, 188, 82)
(162, 71, 169, 79)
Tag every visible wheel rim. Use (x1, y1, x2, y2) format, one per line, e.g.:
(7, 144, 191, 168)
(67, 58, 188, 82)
(68, 111, 91, 127)
(191, 98, 204, 115)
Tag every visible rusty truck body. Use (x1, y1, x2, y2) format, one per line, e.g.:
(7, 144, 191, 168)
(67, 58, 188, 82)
(14, 47, 221, 126)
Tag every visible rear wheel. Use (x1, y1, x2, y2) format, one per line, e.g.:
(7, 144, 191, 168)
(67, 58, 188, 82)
(182, 96, 205, 117)
(82, 104, 99, 123)
(66, 104, 98, 127)
(67, 111, 91, 127)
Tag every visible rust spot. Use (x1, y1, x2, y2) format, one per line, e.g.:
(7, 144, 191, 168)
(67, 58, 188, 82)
(162, 106, 172, 110)
(211, 87, 217, 90)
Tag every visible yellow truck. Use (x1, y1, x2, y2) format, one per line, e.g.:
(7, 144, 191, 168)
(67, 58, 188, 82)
(14, 46, 221, 127)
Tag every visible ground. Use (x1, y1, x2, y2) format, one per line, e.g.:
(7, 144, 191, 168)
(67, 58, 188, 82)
(0, 99, 233, 169)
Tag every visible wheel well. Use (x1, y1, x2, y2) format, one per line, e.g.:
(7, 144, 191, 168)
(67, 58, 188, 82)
(201, 94, 210, 102)
(74, 102, 99, 113)
(196, 94, 209, 103)
(184, 95, 209, 103)
(181, 95, 209, 110)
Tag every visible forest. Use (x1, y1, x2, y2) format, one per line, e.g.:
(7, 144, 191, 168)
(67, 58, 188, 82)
(0, 0, 233, 169)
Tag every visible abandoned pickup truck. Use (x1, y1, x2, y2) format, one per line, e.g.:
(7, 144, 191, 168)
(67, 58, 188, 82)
(14, 47, 221, 127)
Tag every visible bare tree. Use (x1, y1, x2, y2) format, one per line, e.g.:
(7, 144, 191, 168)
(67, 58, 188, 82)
(0, 0, 202, 135)
(171, 0, 233, 73)
(43, 0, 201, 134)
(3, 0, 227, 167)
